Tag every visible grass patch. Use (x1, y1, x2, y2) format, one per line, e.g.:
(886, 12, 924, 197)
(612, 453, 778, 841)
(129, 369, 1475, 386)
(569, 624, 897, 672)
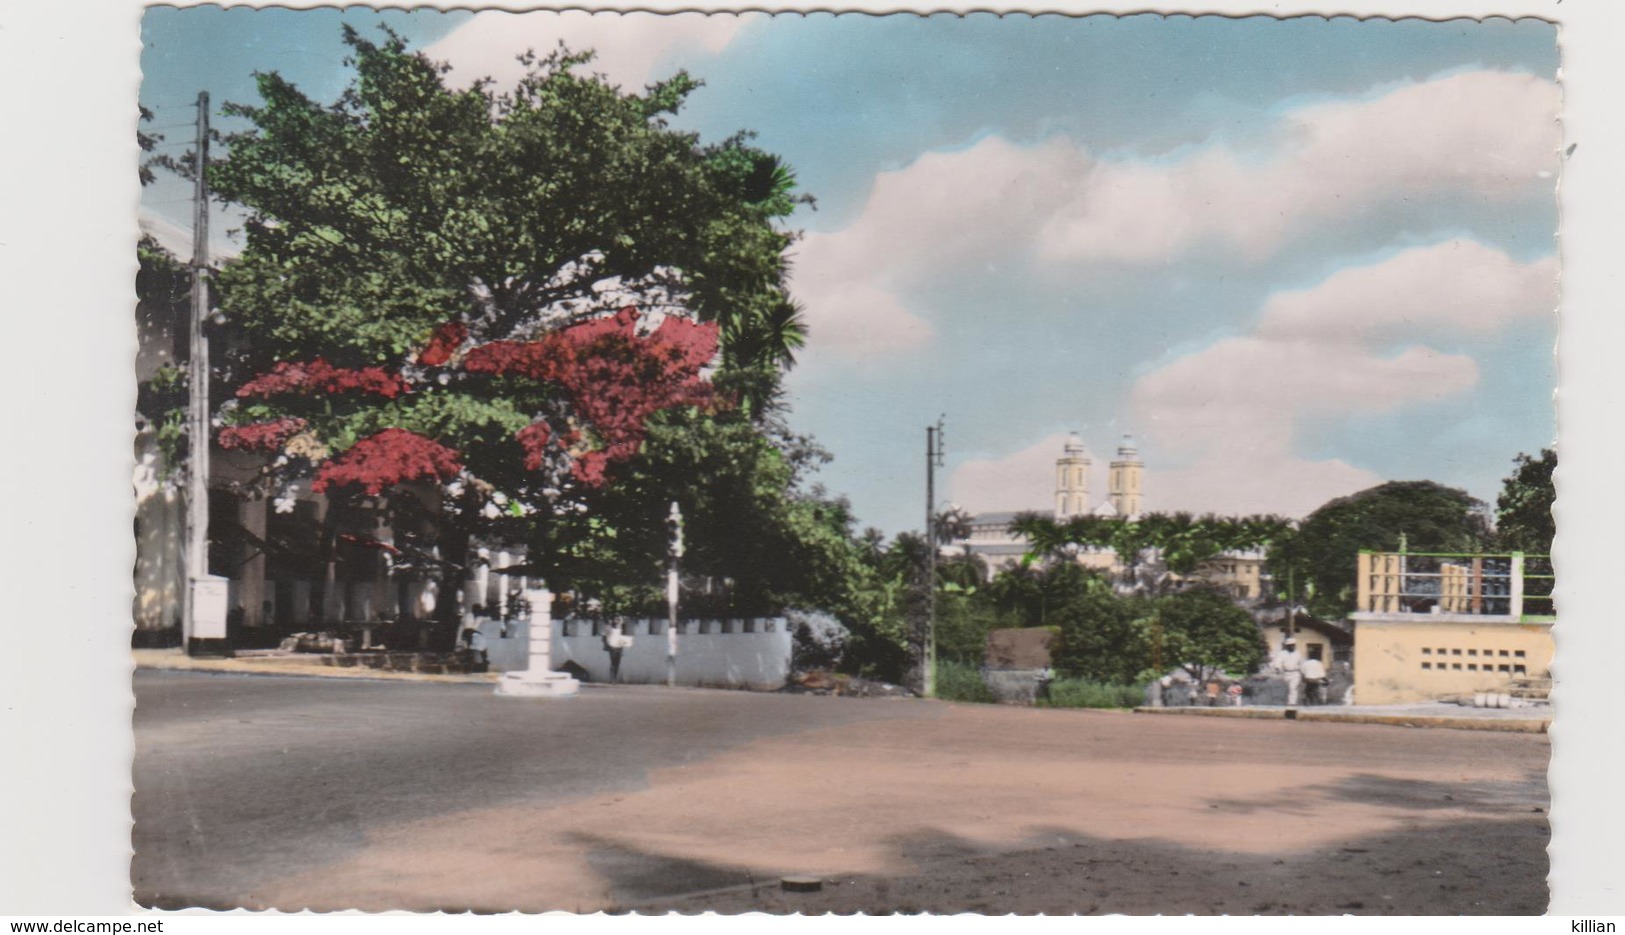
(934, 660, 995, 704)
(1039, 678, 1144, 709)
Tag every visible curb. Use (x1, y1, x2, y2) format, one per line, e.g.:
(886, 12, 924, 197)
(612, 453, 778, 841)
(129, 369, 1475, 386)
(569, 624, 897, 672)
(1294, 711, 1548, 733)
(1132, 705, 1549, 733)
(133, 651, 501, 685)
(1133, 706, 1286, 720)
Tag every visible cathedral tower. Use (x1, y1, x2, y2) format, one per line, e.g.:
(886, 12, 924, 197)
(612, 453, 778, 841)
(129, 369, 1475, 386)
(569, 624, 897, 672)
(1055, 434, 1091, 519)
(1108, 434, 1143, 518)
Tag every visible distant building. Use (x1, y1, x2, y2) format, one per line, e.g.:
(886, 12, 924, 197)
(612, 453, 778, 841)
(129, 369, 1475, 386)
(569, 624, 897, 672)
(949, 433, 1260, 597)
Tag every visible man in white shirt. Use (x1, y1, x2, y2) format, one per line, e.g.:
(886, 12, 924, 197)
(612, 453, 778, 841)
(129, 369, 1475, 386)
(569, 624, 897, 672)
(1301, 654, 1327, 705)
(1272, 637, 1304, 706)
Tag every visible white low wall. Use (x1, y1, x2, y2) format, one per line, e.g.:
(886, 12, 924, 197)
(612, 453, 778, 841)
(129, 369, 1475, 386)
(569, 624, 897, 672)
(549, 617, 792, 690)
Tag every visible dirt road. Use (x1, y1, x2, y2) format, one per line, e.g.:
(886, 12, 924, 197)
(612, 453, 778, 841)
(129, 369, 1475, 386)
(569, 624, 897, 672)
(136, 674, 1547, 914)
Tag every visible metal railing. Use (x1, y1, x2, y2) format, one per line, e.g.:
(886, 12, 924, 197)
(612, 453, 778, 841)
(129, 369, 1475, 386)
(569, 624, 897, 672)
(1356, 551, 1553, 620)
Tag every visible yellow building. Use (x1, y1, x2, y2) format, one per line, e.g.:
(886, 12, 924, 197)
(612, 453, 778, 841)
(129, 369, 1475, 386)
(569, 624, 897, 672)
(1349, 550, 1554, 704)
(1107, 436, 1143, 518)
(1054, 435, 1091, 519)
(1193, 552, 1268, 600)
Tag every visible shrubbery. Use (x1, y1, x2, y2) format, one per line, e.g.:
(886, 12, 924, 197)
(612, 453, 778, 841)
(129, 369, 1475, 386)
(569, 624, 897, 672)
(1039, 678, 1144, 709)
(934, 660, 996, 704)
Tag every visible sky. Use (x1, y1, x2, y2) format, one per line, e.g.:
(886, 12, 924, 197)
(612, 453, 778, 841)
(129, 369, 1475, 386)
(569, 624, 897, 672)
(138, 8, 1561, 536)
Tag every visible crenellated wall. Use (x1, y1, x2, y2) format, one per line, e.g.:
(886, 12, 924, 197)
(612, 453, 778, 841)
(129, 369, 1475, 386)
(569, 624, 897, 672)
(539, 616, 794, 690)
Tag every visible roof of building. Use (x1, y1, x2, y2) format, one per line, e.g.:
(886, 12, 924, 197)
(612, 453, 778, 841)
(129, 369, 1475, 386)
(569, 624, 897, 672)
(1259, 610, 1353, 644)
(970, 509, 1051, 526)
(963, 542, 1031, 556)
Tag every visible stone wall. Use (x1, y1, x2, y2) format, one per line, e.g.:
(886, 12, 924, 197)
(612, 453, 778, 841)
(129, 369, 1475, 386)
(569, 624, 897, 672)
(543, 617, 794, 690)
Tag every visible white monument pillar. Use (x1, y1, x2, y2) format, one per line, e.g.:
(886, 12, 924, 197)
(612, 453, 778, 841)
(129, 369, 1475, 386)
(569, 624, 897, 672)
(497, 586, 579, 698)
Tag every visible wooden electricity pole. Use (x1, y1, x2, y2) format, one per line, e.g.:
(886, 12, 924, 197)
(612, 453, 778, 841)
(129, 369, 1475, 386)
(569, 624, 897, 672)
(184, 91, 214, 655)
(923, 416, 944, 697)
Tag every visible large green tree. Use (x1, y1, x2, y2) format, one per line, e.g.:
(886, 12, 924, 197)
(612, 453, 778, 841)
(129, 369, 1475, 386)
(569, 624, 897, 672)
(195, 26, 824, 638)
(1495, 449, 1556, 555)
(211, 28, 806, 397)
(1050, 589, 1150, 684)
(1154, 586, 1265, 684)
(1280, 481, 1491, 618)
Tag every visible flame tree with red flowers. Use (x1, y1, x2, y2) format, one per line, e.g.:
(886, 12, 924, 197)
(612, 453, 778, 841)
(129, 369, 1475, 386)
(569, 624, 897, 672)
(184, 25, 911, 667)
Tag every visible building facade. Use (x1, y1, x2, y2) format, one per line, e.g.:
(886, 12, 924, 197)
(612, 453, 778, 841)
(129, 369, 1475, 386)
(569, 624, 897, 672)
(1348, 550, 1554, 704)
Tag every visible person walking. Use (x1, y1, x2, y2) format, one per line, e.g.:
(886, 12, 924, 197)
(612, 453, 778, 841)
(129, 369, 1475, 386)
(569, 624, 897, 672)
(1272, 637, 1304, 706)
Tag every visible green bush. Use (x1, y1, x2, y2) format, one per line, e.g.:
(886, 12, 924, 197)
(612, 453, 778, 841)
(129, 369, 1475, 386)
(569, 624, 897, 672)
(1051, 590, 1150, 684)
(934, 660, 995, 704)
(1039, 678, 1144, 709)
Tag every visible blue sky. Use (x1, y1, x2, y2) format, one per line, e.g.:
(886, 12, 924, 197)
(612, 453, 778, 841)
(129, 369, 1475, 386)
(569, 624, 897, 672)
(139, 9, 1561, 536)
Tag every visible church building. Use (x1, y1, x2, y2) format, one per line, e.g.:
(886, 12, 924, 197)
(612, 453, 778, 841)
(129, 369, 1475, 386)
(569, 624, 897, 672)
(949, 434, 1264, 598)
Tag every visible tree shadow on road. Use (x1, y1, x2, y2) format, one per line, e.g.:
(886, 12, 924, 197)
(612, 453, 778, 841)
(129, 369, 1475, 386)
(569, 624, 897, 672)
(1204, 769, 1548, 816)
(620, 813, 1549, 916)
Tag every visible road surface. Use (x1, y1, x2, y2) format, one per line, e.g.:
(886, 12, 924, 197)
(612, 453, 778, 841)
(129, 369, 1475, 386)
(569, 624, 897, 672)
(133, 670, 1549, 914)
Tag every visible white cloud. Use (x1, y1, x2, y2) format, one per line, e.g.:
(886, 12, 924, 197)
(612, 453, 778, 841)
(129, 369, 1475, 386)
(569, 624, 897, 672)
(1037, 70, 1560, 264)
(138, 209, 193, 260)
(1128, 238, 1556, 515)
(138, 206, 241, 262)
(425, 11, 752, 95)
(949, 239, 1556, 519)
(790, 135, 1090, 366)
(1145, 453, 1383, 518)
(949, 433, 1076, 515)
(1133, 336, 1481, 456)
(1257, 239, 1560, 345)
(794, 70, 1557, 366)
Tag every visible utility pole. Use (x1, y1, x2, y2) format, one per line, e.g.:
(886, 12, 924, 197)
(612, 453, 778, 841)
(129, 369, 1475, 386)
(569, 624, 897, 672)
(923, 416, 945, 697)
(183, 91, 229, 656)
(666, 501, 683, 688)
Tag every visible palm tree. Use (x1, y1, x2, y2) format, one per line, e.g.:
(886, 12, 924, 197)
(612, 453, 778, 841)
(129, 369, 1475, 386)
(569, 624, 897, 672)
(1011, 510, 1293, 597)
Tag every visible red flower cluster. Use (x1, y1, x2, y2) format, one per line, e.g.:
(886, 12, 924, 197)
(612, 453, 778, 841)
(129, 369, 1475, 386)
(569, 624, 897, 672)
(217, 417, 309, 452)
(417, 320, 468, 367)
(464, 307, 720, 487)
(515, 421, 553, 472)
(236, 359, 410, 400)
(311, 428, 463, 496)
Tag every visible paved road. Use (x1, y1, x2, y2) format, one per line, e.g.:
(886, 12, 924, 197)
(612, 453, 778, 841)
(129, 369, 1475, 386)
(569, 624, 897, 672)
(133, 671, 1549, 914)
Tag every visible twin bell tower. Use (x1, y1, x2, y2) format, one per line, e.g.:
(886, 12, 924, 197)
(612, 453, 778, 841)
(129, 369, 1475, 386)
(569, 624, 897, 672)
(1054, 433, 1143, 520)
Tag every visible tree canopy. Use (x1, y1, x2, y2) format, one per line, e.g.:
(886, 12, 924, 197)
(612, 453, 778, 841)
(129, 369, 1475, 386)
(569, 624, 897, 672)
(1280, 481, 1490, 618)
(1494, 448, 1555, 555)
(212, 28, 805, 397)
(1008, 511, 1291, 595)
(1154, 586, 1265, 684)
(1050, 588, 1148, 684)
(192, 26, 839, 636)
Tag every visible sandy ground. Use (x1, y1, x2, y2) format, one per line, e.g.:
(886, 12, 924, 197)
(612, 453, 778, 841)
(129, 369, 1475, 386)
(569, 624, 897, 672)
(228, 695, 1547, 915)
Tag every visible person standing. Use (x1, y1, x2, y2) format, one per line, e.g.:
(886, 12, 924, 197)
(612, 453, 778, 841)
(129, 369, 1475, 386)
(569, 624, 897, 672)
(1272, 637, 1304, 706)
(603, 615, 630, 682)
